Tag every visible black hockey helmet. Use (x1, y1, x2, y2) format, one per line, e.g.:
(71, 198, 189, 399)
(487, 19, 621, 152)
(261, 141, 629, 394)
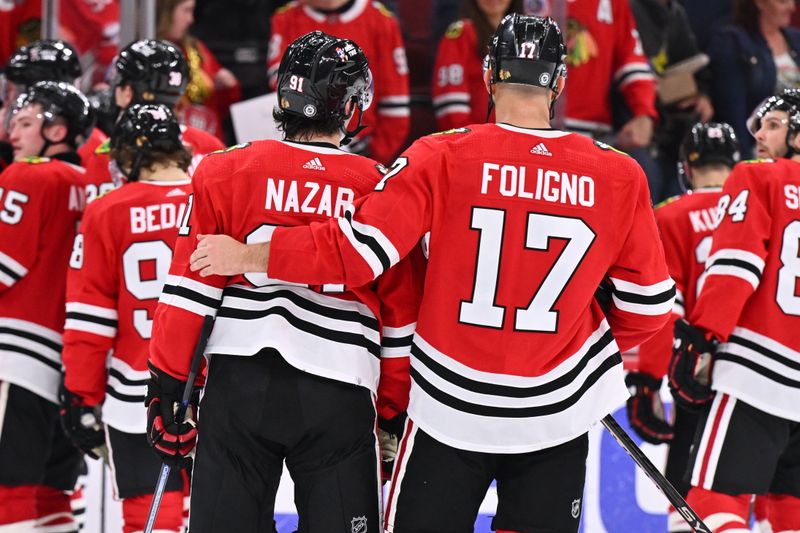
(110, 40, 188, 107)
(680, 122, 740, 169)
(486, 14, 567, 92)
(276, 31, 373, 144)
(678, 122, 740, 190)
(747, 88, 800, 157)
(5, 39, 82, 88)
(9, 81, 94, 154)
(86, 87, 116, 137)
(110, 103, 184, 182)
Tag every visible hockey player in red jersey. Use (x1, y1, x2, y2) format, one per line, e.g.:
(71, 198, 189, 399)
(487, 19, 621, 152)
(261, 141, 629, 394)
(625, 122, 740, 532)
(670, 89, 800, 533)
(190, 16, 675, 532)
(268, 0, 410, 163)
(148, 31, 423, 532)
(0, 81, 93, 532)
(83, 39, 224, 202)
(60, 104, 193, 533)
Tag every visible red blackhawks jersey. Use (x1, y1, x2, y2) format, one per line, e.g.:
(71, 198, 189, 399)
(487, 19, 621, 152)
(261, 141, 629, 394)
(82, 125, 223, 202)
(0, 157, 86, 403)
(267, 0, 411, 163)
(432, 19, 491, 132)
(565, 0, 656, 133)
(77, 127, 108, 168)
(62, 179, 192, 433)
(637, 188, 722, 379)
(149, 140, 424, 421)
(268, 124, 675, 453)
(690, 159, 800, 422)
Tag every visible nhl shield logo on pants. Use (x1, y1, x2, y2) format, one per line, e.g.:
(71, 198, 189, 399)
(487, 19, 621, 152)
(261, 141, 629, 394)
(351, 516, 367, 533)
(572, 498, 581, 519)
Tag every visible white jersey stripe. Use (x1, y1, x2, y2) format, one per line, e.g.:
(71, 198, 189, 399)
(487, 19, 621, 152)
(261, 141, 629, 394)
(435, 105, 472, 118)
(385, 419, 417, 531)
(612, 296, 675, 316)
(0, 250, 28, 278)
(0, 270, 16, 287)
(378, 95, 412, 105)
(66, 302, 118, 319)
(338, 217, 385, 278)
(432, 93, 470, 106)
(707, 249, 765, 273)
(64, 318, 117, 338)
(704, 264, 761, 290)
(377, 108, 411, 118)
(702, 395, 735, 490)
(609, 277, 675, 296)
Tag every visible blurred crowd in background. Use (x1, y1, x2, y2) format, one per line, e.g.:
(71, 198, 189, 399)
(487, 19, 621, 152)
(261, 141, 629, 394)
(2, 0, 800, 203)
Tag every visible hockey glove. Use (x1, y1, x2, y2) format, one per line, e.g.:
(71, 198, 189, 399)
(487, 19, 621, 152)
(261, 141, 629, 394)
(378, 414, 406, 484)
(668, 319, 716, 410)
(625, 372, 674, 444)
(145, 362, 200, 467)
(58, 384, 106, 460)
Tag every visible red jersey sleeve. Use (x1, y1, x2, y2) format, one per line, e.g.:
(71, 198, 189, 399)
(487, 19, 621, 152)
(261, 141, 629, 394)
(0, 164, 55, 291)
(604, 164, 675, 352)
(432, 21, 475, 132)
(375, 244, 425, 420)
(370, 9, 411, 163)
(149, 166, 227, 381)
(62, 204, 118, 405)
(636, 203, 685, 377)
(613, 0, 657, 119)
(269, 138, 437, 288)
(689, 165, 769, 341)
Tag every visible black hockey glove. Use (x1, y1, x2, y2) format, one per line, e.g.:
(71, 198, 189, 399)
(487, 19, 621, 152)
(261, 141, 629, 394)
(58, 384, 106, 460)
(378, 414, 406, 484)
(625, 372, 674, 444)
(668, 319, 717, 411)
(145, 362, 200, 467)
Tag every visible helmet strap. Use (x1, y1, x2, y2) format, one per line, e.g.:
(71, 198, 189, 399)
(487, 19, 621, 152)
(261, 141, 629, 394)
(340, 99, 367, 147)
(126, 149, 146, 183)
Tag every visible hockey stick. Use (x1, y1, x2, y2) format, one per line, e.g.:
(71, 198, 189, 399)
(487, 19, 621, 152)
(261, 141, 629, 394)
(601, 415, 711, 533)
(144, 314, 214, 533)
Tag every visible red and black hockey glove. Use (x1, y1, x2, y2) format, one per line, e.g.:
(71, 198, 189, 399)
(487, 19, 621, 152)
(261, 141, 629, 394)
(377, 414, 406, 484)
(58, 383, 106, 460)
(668, 319, 717, 411)
(625, 372, 674, 444)
(145, 362, 200, 468)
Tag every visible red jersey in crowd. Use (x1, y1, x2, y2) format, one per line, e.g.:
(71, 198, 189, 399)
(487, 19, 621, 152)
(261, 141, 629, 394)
(637, 188, 722, 379)
(62, 178, 192, 433)
(268, 0, 411, 163)
(59, 0, 120, 85)
(0, 156, 85, 403)
(82, 124, 224, 202)
(565, 0, 657, 134)
(268, 125, 674, 453)
(150, 140, 424, 420)
(690, 159, 800, 422)
(0, 1, 41, 67)
(77, 127, 108, 167)
(432, 19, 490, 132)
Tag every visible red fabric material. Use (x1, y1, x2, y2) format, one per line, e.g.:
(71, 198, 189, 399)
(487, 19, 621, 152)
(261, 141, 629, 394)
(122, 491, 183, 533)
(0, 484, 37, 524)
(767, 493, 800, 532)
(697, 394, 730, 487)
(686, 487, 750, 531)
(35, 485, 74, 528)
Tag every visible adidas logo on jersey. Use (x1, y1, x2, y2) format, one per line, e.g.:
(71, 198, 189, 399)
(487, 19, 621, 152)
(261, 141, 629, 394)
(303, 157, 326, 171)
(530, 143, 552, 157)
(166, 188, 187, 197)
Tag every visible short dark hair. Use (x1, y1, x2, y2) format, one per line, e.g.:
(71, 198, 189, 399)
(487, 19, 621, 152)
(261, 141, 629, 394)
(732, 0, 761, 35)
(272, 106, 343, 141)
(110, 144, 192, 174)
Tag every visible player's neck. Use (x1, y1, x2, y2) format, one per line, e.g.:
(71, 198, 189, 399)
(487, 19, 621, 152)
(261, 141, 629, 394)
(690, 169, 728, 189)
(286, 133, 342, 147)
(139, 165, 188, 182)
(492, 91, 553, 129)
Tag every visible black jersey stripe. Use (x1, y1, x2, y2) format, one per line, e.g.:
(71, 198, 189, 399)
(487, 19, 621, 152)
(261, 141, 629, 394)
(216, 305, 381, 358)
(410, 352, 621, 418)
(412, 330, 617, 398)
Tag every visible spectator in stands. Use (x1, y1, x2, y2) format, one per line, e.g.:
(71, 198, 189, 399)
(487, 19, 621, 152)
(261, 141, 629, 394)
(59, 0, 120, 87)
(432, 0, 522, 131)
(157, 0, 241, 140)
(564, 0, 658, 152)
(267, 0, 411, 163)
(677, 0, 732, 52)
(708, 0, 800, 157)
(617, 0, 714, 202)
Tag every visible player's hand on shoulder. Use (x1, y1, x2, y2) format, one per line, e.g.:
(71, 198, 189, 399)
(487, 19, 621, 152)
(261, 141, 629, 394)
(58, 384, 107, 460)
(668, 319, 716, 410)
(624, 372, 674, 444)
(190, 234, 269, 277)
(145, 362, 200, 467)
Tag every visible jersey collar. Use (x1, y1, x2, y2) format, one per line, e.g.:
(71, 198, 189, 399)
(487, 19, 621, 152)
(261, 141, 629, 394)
(496, 123, 573, 138)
